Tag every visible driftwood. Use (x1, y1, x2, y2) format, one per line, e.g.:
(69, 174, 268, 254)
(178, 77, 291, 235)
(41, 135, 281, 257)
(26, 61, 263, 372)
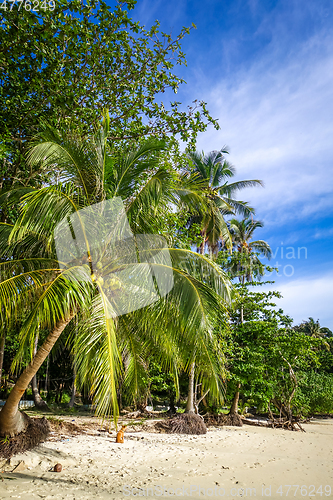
(242, 418, 270, 427)
(243, 416, 305, 432)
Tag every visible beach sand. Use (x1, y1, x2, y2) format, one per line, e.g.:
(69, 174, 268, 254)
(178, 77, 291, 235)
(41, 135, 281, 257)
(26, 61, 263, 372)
(1, 418, 332, 500)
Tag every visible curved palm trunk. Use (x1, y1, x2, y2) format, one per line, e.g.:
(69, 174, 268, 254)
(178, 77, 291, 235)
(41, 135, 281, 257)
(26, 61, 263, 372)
(0, 331, 6, 391)
(0, 315, 74, 437)
(185, 362, 195, 413)
(44, 354, 50, 398)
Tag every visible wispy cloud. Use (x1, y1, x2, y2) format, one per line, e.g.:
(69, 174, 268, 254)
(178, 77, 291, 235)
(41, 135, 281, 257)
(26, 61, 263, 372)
(130, 0, 333, 327)
(195, 29, 333, 226)
(314, 227, 333, 240)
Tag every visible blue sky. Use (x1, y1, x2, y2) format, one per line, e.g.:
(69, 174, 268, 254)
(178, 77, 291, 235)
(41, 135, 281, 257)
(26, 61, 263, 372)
(119, 0, 333, 328)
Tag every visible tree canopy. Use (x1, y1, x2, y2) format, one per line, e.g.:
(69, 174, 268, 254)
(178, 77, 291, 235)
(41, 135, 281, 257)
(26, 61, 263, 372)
(0, 0, 218, 160)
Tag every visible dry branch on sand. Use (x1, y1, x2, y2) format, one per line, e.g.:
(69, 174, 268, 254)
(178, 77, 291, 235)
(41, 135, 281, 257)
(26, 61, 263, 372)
(242, 417, 305, 431)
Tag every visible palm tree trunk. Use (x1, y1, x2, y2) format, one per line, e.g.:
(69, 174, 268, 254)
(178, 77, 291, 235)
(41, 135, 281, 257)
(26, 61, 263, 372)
(239, 274, 245, 324)
(185, 362, 195, 413)
(0, 315, 74, 437)
(44, 354, 50, 398)
(0, 331, 6, 391)
(68, 367, 76, 408)
(200, 241, 205, 255)
(240, 306, 244, 324)
(31, 332, 50, 411)
(229, 382, 241, 415)
(197, 230, 206, 255)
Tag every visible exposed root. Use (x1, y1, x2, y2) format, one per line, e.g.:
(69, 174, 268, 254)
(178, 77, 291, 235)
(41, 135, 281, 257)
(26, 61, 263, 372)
(204, 413, 243, 427)
(0, 417, 50, 459)
(269, 417, 305, 432)
(155, 412, 207, 435)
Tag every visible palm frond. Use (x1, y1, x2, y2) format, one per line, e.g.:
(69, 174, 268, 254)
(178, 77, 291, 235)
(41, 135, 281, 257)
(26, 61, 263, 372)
(74, 295, 122, 421)
(0, 187, 37, 208)
(10, 265, 93, 368)
(251, 240, 272, 259)
(220, 179, 263, 196)
(126, 169, 173, 232)
(108, 139, 166, 200)
(222, 198, 255, 217)
(27, 123, 99, 200)
(9, 184, 86, 247)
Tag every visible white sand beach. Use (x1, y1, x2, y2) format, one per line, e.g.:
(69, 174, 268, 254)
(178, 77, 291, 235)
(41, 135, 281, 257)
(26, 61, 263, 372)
(1, 419, 332, 500)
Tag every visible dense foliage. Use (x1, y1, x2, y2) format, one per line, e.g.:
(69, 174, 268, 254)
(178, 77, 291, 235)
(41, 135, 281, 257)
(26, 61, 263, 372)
(0, 0, 218, 206)
(0, 0, 332, 440)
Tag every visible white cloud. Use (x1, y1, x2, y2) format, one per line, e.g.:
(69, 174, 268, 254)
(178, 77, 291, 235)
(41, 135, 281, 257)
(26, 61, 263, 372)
(195, 30, 333, 226)
(314, 227, 333, 240)
(261, 273, 333, 330)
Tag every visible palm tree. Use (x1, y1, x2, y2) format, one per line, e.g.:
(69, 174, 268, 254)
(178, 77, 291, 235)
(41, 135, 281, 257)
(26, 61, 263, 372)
(224, 217, 271, 418)
(295, 317, 332, 338)
(185, 149, 263, 255)
(0, 115, 232, 437)
(0, 332, 6, 392)
(228, 217, 272, 284)
(0, 159, 47, 396)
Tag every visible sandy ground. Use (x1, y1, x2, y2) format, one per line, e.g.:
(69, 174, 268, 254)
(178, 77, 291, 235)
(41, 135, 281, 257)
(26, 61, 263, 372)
(1, 418, 332, 500)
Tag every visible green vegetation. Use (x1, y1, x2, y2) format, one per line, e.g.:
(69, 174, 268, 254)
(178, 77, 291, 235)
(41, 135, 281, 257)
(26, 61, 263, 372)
(0, 0, 332, 444)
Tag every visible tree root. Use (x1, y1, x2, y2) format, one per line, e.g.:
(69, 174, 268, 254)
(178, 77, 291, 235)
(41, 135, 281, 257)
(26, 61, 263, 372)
(155, 413, 207, 435)
(242, 416, 305, 432)
(204, 413, 243, 427)
(0, 417, 50, 459)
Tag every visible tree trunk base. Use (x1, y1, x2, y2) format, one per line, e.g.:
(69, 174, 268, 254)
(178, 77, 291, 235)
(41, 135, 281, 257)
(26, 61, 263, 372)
(155, 413, 207, 435)
(225, 413, 243, 426)
(0, 416, 50, 459)
(0, 410, 31, 437)
(34, 400, 51, 412)
(203, 413, 243, 427)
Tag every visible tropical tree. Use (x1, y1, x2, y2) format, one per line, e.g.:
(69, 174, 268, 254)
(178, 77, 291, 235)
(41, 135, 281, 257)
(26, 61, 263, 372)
(184, 150, 262, 254)
(1, 0, 219, 188)
(0, 332, 5, 391)
(228, 217, 272, 284)
(294, 317, 332, 338)
(225, 285, 325, 423)
(0, 117, 232, 438)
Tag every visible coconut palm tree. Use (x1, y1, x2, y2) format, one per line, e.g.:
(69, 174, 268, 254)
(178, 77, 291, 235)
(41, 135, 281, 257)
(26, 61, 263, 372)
(228, 217, 272, 284)
(295, 317, 332, 338)
(0, 115, 232, 438)
(224, 217, 271, 417)
(184, 149, 262, 255)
